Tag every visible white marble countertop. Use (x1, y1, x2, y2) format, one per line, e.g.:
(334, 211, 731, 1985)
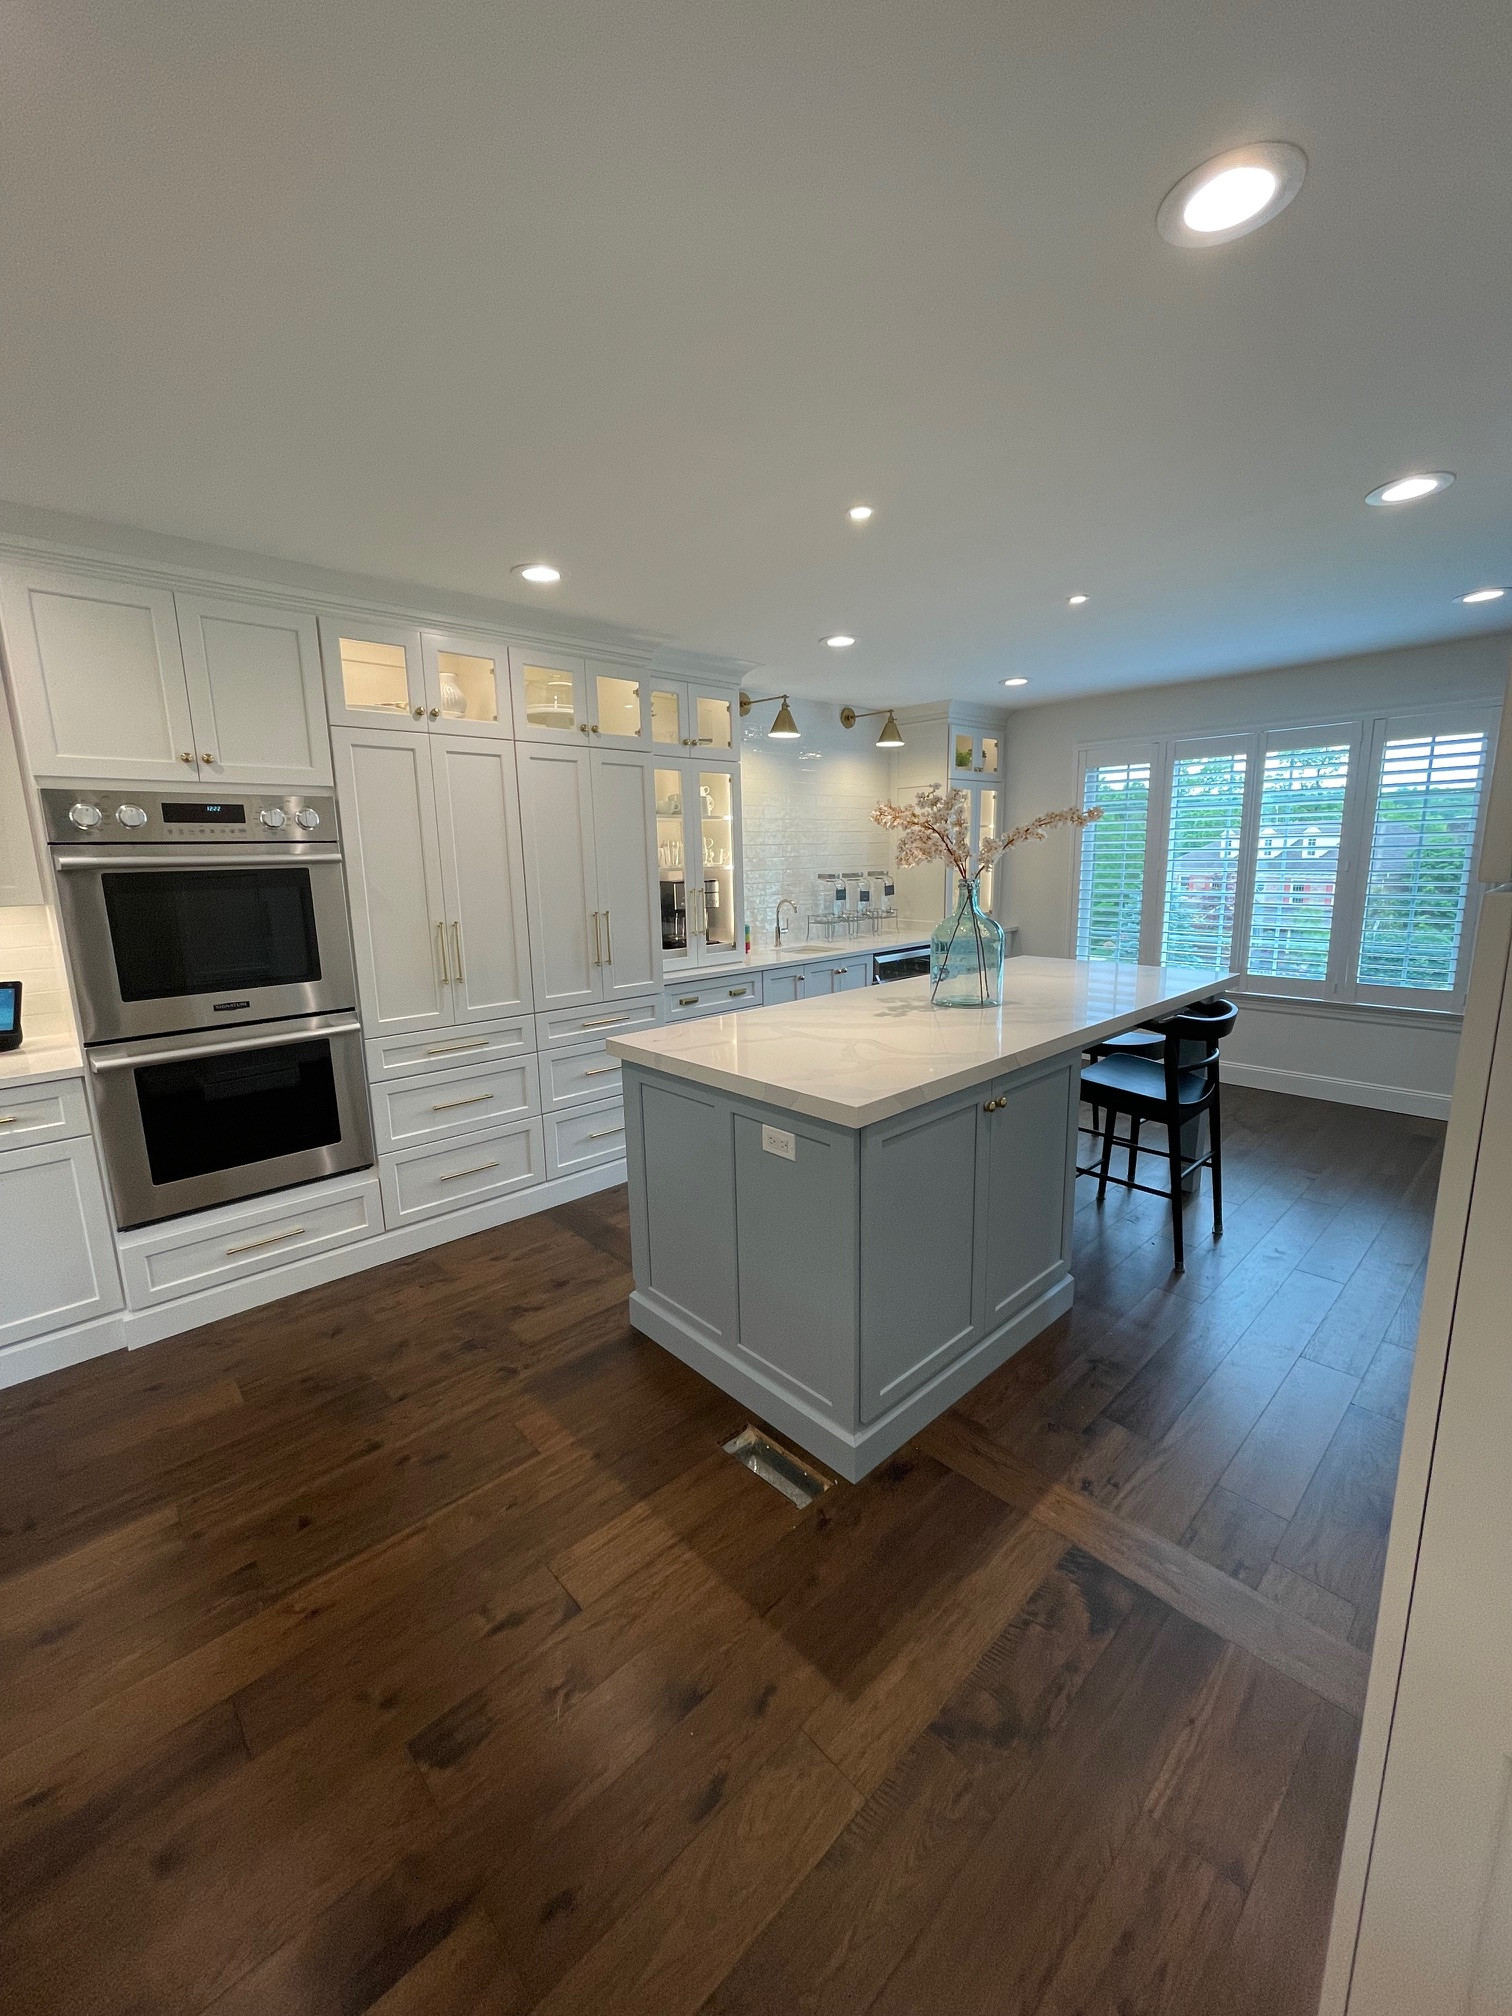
(611, 956, 1235, 1127)
(0, 1033, 84, 1088)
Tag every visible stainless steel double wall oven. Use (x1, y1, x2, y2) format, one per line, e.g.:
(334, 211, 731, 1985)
(44, 785, 374, 1228)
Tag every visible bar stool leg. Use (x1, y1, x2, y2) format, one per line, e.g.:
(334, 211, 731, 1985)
(1167, 1119, 1185, 1271)
(1209, 1087, 1224, 1238)
(1097, 1105, 1117, 1205)
(1127, 1115, 1141, 1190)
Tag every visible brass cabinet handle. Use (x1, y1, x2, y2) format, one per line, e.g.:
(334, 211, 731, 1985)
(226, 1225, 305, 1257)
(437, 1159, 500, 1182)
(428, 706, 440, 719)
(452, 921, 464, 981)
(603, 909, 612, 965)
(579, 722, 590, 735)
(413, 705, 426, 718)
(728, 986, 748, 997)
(0, 1115, 19, 1125)
(678, 995, 699, 1007)
(982, 1095, 1006, 1112)
(591, 911, 603, 965)
(590, 723, 600, 734)
(425, 1037, 488, 1055)
(432, 1091, 494, 1111)
(832, 967, 848, 976)
(179, 751, 195, 764)
(581, 1063, 618, 1077)
(436, 922, 449, 983)
(201, 752, 216, 765)
(577, 1014, 629, 1029)
(586, 1125, 624, 1140)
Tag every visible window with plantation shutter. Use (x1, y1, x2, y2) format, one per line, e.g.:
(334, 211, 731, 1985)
(1357, 729, 1489, 992)
(1245, 741, 1352, 983)
(1161, 746, 1247, 969)
(1076, 759, 1149, 961)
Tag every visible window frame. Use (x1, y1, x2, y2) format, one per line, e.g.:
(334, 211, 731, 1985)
(1071, 703, 1499, 1013)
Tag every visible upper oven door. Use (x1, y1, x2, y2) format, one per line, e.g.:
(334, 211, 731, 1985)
(52, 844, 358, 1042)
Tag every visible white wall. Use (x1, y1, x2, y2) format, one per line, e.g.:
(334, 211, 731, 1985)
(1000, 632, 1512, 1117)
(740, 698, 900, 950)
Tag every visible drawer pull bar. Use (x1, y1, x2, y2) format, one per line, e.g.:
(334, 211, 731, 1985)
(226, 1226, 306, 1257)
(577, 1015, 628, 1030)
(678, 996, 699, 1007)
(0, 1115, 18, 1125)
(586, 1126, 624, 1140)
(432, 1092, 495, 1111)
(425, 1038, 490, 1056)
(728, 987, 749, 997)
(437, 1159, 500, 1182)
(581, 1064, 618, 1077)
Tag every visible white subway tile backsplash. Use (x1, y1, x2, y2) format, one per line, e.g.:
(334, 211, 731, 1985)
(740, 702, 900, 949)
(0, 906, 74, 1039)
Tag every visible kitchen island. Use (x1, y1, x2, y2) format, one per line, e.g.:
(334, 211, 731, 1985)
(610, 956, 1230, 1481)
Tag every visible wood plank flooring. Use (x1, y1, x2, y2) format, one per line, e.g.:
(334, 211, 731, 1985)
(0, 1086, 1440, 2015)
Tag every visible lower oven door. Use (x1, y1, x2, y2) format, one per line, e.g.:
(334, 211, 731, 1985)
(89, 1013, 375, 1228)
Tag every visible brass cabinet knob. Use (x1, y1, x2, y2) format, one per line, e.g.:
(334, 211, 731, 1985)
(201, 752, 216, 764)
(413, 705, 425, 717)
(179, 751, 194, 764)
(428, 706, 439, 718)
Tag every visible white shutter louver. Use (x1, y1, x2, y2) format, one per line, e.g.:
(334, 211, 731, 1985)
(1245, 743, 1351, 982)
(1161, 748, 1247, 969)
(1076, 761, 1149, 961)
(1358, 731, 1488, 991)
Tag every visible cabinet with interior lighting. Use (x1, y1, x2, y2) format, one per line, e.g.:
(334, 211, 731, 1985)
(321, 618, 514, 740)
(509, 651, 738, 756)
(0, 565, 330, 787)
(887, 701, 1010, 923)
(651, 753, 745, 974)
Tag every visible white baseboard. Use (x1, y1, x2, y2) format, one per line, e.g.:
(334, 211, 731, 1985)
(0, 1160, 626, 1390)
(1221, 1060, 1451, 1122)
(0, 1311, 126, 1391)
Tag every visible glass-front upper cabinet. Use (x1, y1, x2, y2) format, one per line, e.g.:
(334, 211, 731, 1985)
(953, 729, 1001, 777)
(319, 617, 426, 730)
(654, 764, 691, 970)
(421, 631, 507, 736)
(648, 679, 735, 752)
(976, 786, 999, 913)
(509, 649, 652, 747)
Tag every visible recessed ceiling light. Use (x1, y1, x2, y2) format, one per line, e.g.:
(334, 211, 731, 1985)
(512, 562, 561, 584)
(822, 634, 856, 648)
(1002, 677, 1029, 688)
(848, 505, 874, 523)
(1460, 587, 1507, 604)
(1366, 473, 1455, 507)
(1157, 142, 1306, 248)
(1067, 594, 1088, 607)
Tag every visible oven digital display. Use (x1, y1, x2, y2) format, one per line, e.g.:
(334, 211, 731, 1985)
(161, 802, 247, 825)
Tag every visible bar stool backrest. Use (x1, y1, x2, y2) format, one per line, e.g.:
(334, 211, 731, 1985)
(1151, 996, 1239, 1105)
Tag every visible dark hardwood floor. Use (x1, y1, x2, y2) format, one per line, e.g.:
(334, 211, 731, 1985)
(0, 1086, 1440, 2015)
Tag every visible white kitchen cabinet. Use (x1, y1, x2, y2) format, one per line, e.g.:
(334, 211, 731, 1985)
(1, 564, 199, 783)
(333, 727, 451, 1039)
(335, 727, 535, 1044)
(421, 631, 510, 738)
(0, 565, 331, 788)
(762, 968, 809, 1005)
(516, 743, 661, 1013)
(379, 1116, 545, 1227)
(665, 972, 763, 1019)
(116, 1172, 381, 1309)
(431, 736, 534, 1022)
(320, 615, 427, 731)
(0, 1132, 123, 1351)
(545, 1095, 626, 1178)
(175, 594, 331, 787)
(509, 647, 660, 750)
(653, 756, 745, 974)
(0, 689, 43, 905)
(648, 678, 736, 754)
(366, 1013, 535, 1085)
(371, 1053, 540, 1154)
(540, 1039, 625, 1109)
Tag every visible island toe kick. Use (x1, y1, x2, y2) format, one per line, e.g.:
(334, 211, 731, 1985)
(619, 1052, 1079, 1482)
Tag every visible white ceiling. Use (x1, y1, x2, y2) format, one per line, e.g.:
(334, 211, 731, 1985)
(0, 0, 1509, 707)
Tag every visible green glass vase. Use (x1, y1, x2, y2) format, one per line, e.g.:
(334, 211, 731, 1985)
(930, 882, 1005, 1007)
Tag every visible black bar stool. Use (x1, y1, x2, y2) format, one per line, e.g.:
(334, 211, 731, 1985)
(1078, 997, 1239, 1271)
(1082, 1024, 1165, 1138)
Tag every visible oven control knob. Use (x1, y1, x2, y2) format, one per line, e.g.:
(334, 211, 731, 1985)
(293, 807, 321, 830)
(67, 802, 103, 829)
(259, 807, 287, 830)
(115, 803, 149, 828)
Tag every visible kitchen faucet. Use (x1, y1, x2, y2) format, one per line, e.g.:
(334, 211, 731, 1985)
(775, 897, 798, 945)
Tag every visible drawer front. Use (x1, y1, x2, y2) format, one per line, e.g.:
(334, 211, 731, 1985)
(366, 1015, 534, 1084)
(535, 996, 660, 1050)
(541, 1040, 623, 1110)
(545, 1096, 626, 1178)
(380, 1117, 545, 1226)
(0, 1076, 91, 1150)
(373, 1054, 540, 1152)
(665, 973, 764, 1020)
(118, 1173, 383, 1307)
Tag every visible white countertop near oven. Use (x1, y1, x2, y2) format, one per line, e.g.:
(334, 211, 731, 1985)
(0, 1033, 85, 1088)
(612, 956, 1234, 1127)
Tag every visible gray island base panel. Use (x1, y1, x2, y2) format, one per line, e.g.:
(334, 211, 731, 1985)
(614, 959, 1231, 1482)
